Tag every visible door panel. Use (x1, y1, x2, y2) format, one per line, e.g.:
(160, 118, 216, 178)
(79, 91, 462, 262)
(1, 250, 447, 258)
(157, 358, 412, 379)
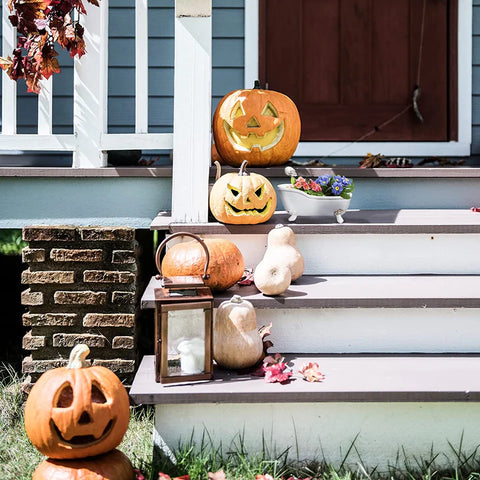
(259, 0, 457, 142)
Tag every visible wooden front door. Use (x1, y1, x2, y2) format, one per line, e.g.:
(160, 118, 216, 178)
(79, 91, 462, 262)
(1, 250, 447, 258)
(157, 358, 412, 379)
(259, 0, 457, 142)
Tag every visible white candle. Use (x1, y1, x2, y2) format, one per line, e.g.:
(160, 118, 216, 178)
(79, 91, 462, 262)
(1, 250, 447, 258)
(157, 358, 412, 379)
(177, 338, 205, 374)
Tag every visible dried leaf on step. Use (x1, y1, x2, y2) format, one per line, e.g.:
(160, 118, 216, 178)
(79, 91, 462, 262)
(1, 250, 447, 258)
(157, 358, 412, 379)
(264, 362, 292, 384)
(298, 362, 326, 382)
(258, 322, 273, 340)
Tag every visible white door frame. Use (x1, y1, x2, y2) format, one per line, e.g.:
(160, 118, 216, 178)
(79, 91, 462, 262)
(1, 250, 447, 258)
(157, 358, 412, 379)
(244, 0, 472, 158)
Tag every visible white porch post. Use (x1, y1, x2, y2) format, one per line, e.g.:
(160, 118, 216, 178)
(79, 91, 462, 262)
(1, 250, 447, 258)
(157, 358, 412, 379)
(73, 0, 109, 168)
(171, 0, 212, 223)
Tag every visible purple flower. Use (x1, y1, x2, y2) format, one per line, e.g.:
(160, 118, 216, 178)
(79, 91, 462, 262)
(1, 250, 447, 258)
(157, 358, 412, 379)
(341, 176, 351, 186)
(331, 181, 344, 195)
(315, 174, 330, 186)
(334, 175, 343, 184)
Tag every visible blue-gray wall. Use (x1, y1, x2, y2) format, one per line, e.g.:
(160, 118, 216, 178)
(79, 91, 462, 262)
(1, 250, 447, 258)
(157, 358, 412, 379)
(0, 1, 479, 153)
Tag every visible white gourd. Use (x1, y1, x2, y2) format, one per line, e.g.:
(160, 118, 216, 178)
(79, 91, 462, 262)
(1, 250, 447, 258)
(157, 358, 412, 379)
(213, 295, 263, 369)
(253, 260, 291, 296)
(262, 224, 305, 281)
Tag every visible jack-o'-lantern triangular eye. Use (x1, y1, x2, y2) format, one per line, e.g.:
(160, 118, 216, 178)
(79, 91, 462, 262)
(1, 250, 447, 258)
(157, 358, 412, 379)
(91, 383, 107, 404)
(232, 102, 245, 119)
(261, 102, 278, 118)
(228, 184, 240, 197)
(56, 383, 74, 408)
(254, 185, 264, 199)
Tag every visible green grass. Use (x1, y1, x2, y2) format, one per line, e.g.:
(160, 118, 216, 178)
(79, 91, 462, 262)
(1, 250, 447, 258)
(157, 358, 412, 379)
(2, 364, 480, 480)
(0, 229, 26, 256)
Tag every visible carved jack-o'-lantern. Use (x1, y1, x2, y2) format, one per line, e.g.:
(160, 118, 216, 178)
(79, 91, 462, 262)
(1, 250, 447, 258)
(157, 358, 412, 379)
(209, 160, 277, 224)
(24, 344, 130, 460)
(213, 82, 301, 167)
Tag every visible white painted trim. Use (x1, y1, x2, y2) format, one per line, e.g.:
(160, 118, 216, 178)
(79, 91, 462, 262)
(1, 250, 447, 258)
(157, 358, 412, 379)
(1, 7, 17, 135)
(0, 135, 75, 150)
(73, 0, 109, 167)
(38, 78, 53, 135)
(101, 133, 173, 150)
(244, 0, 473, 157)
(171, 8, 212, 222)
(135, 0, 149, 134)
(244, 0, 259, 89)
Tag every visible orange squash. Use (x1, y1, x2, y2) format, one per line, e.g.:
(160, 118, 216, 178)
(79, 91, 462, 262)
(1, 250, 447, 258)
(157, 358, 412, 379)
(24, 345, 130, 460)
(209, 160, 277, 224)
(161, 237, 245, 291)
(32, 449, 135, 480)
(213, 82, 301, 167)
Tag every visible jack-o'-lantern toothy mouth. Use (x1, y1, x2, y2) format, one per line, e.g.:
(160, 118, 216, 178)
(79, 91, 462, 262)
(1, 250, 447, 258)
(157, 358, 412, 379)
(225, 199, 272, 216)
(223, 121, 285, 152)
(51, 418, 115, 447)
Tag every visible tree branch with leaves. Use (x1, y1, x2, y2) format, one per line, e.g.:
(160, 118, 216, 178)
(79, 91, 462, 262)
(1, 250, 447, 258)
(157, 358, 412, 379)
(0, 0, 99, 93)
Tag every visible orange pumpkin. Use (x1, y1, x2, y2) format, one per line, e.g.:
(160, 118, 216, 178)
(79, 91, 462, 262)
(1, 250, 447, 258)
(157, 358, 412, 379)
(32, 449, 135, 480)
(24, 345, 130, 460)
(213, 82, 301, 167)
(161, 238, 244, 291)
(209, 160, 277, 224)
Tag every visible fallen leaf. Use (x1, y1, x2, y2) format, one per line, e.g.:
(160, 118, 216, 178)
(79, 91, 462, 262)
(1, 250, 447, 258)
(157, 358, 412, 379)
(264, 362, 292, 384)
(298, 362, 326, 382)
(208, 470, 226, 480)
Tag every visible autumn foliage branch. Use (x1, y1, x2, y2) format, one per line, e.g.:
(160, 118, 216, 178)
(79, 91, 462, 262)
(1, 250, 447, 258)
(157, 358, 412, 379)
(0, 0, 99, 93)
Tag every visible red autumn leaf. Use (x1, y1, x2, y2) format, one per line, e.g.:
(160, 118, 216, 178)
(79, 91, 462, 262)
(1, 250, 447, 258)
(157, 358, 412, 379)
(264, 362, 292, 383)
(158, 474, 190, 480)
(0, 56, 14, 76)
(134, 469, 146, 480)
(298, 362, 326, 383)
(208, 470, 227, 480)
(255, 475, 276, 480)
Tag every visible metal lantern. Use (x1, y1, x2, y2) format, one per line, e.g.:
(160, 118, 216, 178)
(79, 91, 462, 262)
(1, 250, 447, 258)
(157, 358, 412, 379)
(154, 232, 214, 384)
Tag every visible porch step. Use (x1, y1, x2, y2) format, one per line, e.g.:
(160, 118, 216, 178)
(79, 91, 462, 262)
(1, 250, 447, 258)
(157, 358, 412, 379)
(130, 355, 480, 470)
(142, 275, 480, 353)
(151, 209, 480, 275)
(130, 354, 480, 404)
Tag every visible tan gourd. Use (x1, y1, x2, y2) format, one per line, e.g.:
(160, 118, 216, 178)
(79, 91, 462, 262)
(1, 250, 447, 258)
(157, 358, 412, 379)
(213, 295, 263, 369)
(263, 224, 304, 281)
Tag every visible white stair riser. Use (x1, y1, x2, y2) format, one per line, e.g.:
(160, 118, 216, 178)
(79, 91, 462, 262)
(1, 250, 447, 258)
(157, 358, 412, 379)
(217, 308, 480, 354)
(205, 233, 480, 275)
(155, 402, 480, 471)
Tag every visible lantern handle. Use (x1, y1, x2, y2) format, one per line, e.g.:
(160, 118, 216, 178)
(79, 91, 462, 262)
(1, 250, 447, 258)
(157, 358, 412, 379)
(155, 232, 210, 281)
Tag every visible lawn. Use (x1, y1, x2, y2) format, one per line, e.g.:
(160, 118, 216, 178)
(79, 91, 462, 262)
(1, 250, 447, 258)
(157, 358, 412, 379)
(2, 364, 480, 480)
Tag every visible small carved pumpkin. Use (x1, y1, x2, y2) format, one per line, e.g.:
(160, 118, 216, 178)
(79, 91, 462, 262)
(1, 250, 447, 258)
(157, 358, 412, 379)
(32, 449, 135, 480)
(24, 344, 130, 460)
(213, 82, 301, 167)
(209, 160, 277, 224)
(161, 237, 245, 291)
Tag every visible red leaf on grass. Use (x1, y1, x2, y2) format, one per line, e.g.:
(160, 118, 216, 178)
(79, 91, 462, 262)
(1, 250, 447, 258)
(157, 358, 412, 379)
(298, 362, 326, 382)
(135, 469, 146, 480)
(255, 475, 276, 480)
(208, 470, 226, 480)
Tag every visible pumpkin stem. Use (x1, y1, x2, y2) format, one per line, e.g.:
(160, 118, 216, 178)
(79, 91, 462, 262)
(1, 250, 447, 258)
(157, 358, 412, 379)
(239, 160, 249, 176)
(67, 344, 90, 369)
(254, 80, 263, 89)
(214, 160, 222, 181)
(231, 295, 243, 304)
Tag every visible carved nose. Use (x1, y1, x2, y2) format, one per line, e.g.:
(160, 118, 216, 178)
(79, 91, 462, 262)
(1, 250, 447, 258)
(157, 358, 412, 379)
(246, 116, 260, 128)
(78, 411, 91, 425)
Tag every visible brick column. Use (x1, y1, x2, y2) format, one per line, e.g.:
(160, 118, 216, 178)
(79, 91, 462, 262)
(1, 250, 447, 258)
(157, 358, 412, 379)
(21, 226, 137, 386)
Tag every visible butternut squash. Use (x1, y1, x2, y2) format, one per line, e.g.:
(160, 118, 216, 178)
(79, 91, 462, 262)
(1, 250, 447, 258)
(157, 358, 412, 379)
(213, 295, 263, 369)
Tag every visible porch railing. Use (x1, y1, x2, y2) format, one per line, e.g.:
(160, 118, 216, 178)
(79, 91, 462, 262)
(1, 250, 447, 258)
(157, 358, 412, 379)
(0, 0, 211, 222)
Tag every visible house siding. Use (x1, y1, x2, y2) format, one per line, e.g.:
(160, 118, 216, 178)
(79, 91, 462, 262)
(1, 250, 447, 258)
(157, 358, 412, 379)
(0, 1, 478, 154)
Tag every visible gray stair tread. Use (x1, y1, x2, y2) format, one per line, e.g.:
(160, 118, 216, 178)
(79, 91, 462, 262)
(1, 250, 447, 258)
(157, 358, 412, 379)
(141, 274, 480, 309)
(151, 209, 480, 233)
(130, 354, 480, 405)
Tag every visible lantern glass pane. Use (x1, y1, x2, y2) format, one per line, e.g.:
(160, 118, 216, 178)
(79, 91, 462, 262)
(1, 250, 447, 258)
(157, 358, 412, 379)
(167, 308, 206, 376)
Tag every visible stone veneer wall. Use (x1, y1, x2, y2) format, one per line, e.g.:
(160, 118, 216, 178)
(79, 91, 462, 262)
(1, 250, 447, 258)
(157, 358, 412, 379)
(21, 226, 137, 386)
